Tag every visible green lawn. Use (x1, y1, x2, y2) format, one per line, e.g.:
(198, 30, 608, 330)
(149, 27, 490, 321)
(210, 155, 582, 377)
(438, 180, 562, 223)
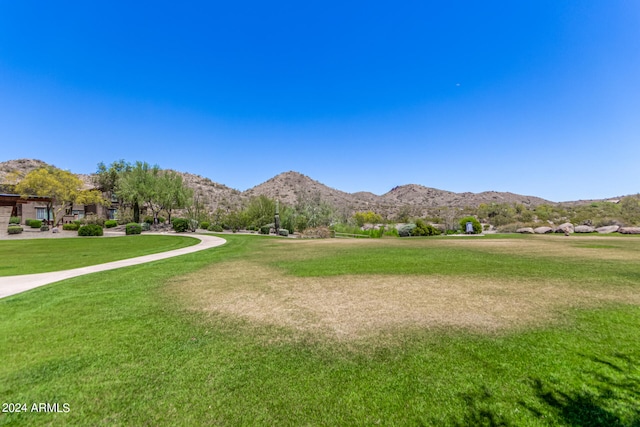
(1, 234, 638, 426)
(0, 235, 199, 276)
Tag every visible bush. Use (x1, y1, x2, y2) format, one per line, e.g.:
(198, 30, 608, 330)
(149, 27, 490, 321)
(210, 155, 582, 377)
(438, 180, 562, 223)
(278, 229, 289, 237)
(411, 219, 441, 236)
(459, 216, 482, 234)
(24, 218, 35, 227)
(141, 222, 151, 231)
(260, 225, 271, 235)
(82, 214, 105, 226)
(158, 216, 166, 223)
(105, 219, 117, 228)
(78, 224, 104, 237)
(199, 221, 210, 230)
(9, 216, 20, 224)
(398, 224, 417, 237)
(172, 218, 190, 232)
(29, 219, 42, 228)
(40, 225, 49, 231)
(143, 216, 154, 225)
(63, 223, 79, 231)
(207, 224, 224, 232)
(125, 223, 142, 235)
(8, 226, 23, 234)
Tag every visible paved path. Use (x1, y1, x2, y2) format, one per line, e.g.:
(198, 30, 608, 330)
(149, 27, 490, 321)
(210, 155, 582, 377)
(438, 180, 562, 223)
(0, 233, 227, 299)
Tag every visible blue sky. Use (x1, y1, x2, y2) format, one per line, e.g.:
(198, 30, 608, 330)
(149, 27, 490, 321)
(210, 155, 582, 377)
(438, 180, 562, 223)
(1, 1, 638, 202)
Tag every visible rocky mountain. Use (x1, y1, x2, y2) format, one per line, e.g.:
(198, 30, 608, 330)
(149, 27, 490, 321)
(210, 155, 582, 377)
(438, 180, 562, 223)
(168, 170, 244, 212)
(0, 159, 49, 184)
(0, 158, 569, 218)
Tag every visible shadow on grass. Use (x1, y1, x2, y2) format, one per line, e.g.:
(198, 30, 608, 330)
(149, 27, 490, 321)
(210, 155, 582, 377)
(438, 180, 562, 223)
(453, 387, 513, 427)
(525, 353, 640, 427)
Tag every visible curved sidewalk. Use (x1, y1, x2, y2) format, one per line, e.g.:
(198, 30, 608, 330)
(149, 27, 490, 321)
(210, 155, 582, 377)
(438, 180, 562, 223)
(0, 233, 227, 299)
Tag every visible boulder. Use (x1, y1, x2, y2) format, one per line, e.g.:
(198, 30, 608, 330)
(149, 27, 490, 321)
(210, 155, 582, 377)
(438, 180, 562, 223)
(516, 227, 535, 234)
(596, 225, 620, 234)
(574, 225, 595, 233)
(555, 223, 574, 234)
(619, 227, 640, 234)
(534, 226, 554, 234)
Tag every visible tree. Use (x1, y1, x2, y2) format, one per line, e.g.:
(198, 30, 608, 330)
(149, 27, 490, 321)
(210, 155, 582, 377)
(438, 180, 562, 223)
(116, 161, 159, 223)
(157, 171, 192, 224)
(353, 211, 383, 227)
(459, 216, 482, 234)
(621, 195, 640, 225)
(16, 167, 106, 226)
(93, 160, 130, 200)
(244, 195, 276, 228)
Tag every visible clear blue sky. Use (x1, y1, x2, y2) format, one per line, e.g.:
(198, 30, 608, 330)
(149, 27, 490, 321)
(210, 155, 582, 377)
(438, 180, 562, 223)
(1, 1, 638, 202)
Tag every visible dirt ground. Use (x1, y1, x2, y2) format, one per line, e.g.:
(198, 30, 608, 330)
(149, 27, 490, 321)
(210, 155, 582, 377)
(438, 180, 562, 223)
(167, 236, 640, 341)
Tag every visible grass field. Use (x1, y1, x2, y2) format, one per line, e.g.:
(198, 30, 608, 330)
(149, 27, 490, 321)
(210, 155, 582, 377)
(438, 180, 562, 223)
(0, 235, 199, 276)
(1, 234, 639, 426)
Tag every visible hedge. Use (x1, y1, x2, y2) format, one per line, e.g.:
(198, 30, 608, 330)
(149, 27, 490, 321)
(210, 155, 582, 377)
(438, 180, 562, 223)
(125, 223, 142, 235)
(8, 226, 23, 234)
(172, 218, 190, 232)
(29, 220, 42, 228)
(78, 224, 104, 237)
(105, 219, 117, 228)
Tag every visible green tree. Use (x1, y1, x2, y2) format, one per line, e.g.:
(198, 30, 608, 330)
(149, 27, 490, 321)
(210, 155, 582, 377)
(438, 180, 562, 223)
(244, 195, 276, 228)
(116, 161, 159, 223)
(16, 167, 106, 227)
(459, 216, 482, 234)
(157, 171, 193, 224)
(353, 211, 383, 227)
(621, 195, 640, 225)
(93, 160, 130, 201)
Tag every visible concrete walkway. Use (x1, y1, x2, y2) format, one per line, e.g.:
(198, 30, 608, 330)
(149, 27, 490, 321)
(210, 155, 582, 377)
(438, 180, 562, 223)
(0, 233, 227, 299)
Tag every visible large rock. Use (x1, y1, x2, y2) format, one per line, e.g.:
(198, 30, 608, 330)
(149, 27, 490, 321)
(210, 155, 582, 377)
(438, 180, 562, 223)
(596, 225, 620, 234)
(555, 223, 574, 234)
(534, 226, 554, 234)
(574, 225, 595, 233)
(516, 227, 535, 234)
(619, 227, 640, 234)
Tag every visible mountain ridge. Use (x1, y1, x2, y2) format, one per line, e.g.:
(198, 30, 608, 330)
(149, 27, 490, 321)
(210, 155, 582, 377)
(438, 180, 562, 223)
(0, 159, 624, 218)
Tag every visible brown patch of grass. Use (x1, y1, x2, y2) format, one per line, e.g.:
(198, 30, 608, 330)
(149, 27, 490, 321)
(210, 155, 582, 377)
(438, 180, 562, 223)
(166, 259, 640, 341)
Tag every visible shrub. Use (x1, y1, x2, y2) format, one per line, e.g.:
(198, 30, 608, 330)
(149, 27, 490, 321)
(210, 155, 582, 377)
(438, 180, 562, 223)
(158, 216, 166, 223)
(63, 223, 79, 231)
(278, 229, 289, 237)
(82, 214, 105, 226)
(105, 219, 117, 228)
(411, 219, 441, 236)
(260, 225, 271, 235)
(8, 226, 23, 234)
(459, 216, 482, 234)
(9, 216, 20, 224)
(172, 218, 190, 232)
(199, 221, 210, 230)
(398, 224, 417, 237)
(207, 224, 224, 232)
(29, 219, 42, 228)
(78, 224, 104, 237)
(141, 222, 151, 231)
(125, 223, 142, 235)
(24, 218, 35, 227)
(40, 225, 49, 231)
(144, 216, 154, 224)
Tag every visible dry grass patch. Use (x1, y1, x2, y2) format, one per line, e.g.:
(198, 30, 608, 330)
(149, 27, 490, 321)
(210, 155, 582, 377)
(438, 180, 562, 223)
(167, 259, 640, 341)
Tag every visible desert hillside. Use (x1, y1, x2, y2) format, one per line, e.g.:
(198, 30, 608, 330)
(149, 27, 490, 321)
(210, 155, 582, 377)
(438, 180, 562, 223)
(0, 158, 590, 218)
